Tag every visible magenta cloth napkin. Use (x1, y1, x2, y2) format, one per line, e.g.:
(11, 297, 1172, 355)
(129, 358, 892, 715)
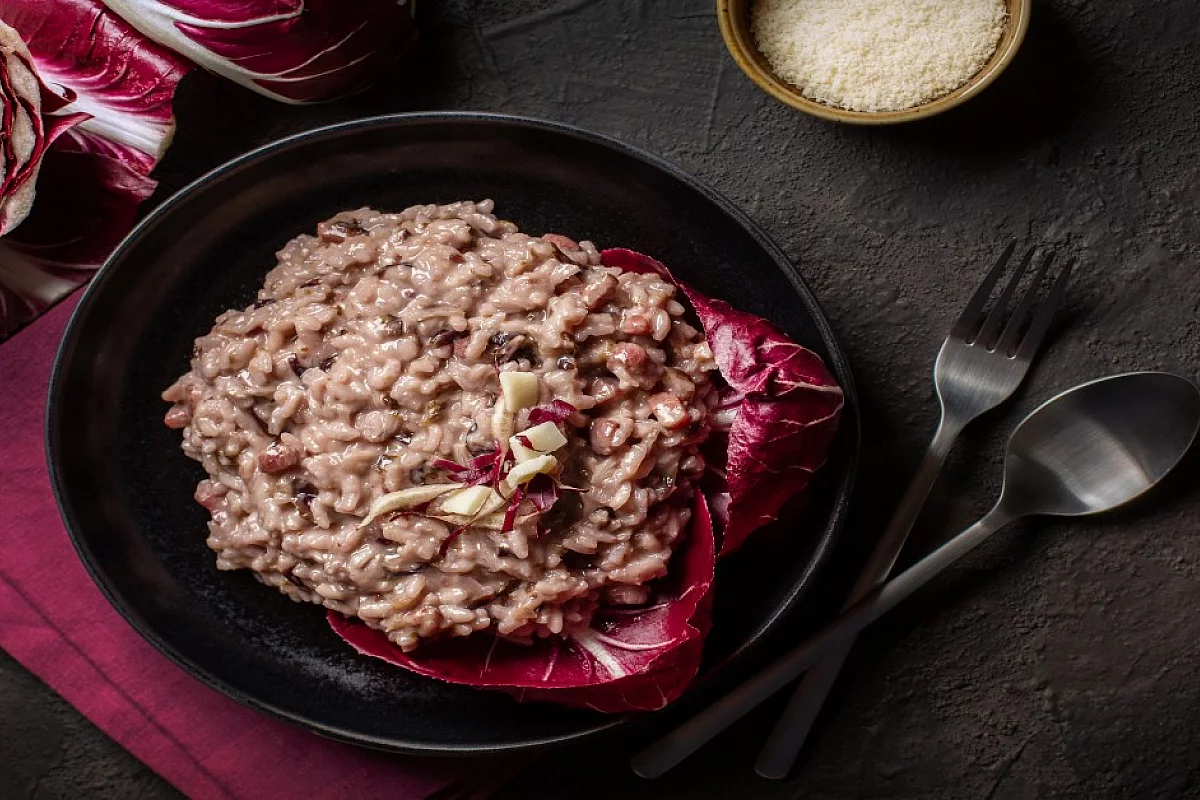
(0, 295, 504, 800)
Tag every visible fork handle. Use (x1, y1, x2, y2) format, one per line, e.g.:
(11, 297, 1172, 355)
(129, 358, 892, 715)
(754, 419, 963, 778)
(631, 503, 1011, 780)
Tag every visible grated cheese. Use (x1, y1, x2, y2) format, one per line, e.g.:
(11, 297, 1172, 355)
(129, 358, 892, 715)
(751, 0, 1007, 112)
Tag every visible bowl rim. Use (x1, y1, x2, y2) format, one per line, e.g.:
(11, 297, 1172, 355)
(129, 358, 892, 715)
(46, 111, 861, 754)
(718, 0, 1032, 125)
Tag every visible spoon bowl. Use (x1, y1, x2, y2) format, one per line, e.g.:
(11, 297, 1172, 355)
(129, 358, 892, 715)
(632, 371, 1200, 778)
(1000, 372, 1200, 518)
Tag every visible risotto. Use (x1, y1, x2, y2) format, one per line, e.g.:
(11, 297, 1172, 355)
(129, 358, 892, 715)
(162, 200, 717, 652)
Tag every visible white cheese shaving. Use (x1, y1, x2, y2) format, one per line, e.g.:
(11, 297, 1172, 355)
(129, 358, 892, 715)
(359, 483, 462, 528)
(752, 0, 1007, 112)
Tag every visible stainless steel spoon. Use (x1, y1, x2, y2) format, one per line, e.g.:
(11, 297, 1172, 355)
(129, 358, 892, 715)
(632, 371, 1200, 779)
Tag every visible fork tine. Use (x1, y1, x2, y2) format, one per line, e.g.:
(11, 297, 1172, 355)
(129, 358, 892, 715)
(975, 246, 1036, 347)
(1012, 258, 1074, 360)
(996, 250, 1056, 354)
(950, 241, 1017, 340)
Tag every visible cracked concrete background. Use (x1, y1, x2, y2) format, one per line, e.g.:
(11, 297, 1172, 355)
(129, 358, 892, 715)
(2, 0, 1198, 797)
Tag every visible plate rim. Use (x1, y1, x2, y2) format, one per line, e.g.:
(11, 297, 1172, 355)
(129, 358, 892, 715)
(45, 111, 860, 755)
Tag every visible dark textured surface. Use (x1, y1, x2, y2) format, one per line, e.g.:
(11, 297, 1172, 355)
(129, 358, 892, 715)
(3, 0, 1199, 797)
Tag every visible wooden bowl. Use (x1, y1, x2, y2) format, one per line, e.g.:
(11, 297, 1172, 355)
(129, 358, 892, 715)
(717, 0, 1031, 124)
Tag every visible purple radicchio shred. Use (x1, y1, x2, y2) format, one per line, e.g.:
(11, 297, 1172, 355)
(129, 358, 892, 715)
(438, 521, 471, 557)
(431, 446, 508, 487)
(528, 400, 576, 425)
(525, 473, 558, 513)
(501, 484, 526, 533)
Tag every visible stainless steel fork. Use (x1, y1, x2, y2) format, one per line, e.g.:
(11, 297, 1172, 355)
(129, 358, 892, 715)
(753, 243, 1074, 778)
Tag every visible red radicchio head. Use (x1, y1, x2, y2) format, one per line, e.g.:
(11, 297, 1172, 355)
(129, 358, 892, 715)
(0, 0, 419, 338)
(100, 0, 418, 104)
(0, 0, 190, 338)
(0, 19, 87, 238)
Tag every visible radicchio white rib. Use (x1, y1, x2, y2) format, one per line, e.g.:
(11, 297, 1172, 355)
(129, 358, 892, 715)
(102, 0, 418, 104)
(330, 249, 843, 712)
(0, 0, 189, 337)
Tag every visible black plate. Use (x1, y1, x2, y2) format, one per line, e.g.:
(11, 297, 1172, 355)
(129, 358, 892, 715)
(47, 113, 858, 755)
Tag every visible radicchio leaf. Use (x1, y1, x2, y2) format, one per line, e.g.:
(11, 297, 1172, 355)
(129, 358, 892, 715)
(102, 0, 419, 104)
(0, 0, 189, 337)
(2, 129, 156, 268)
(328, 250, 841, 712)
(1, 1, 188, 166)
(599, 248, 844, 556)
(0, 129, 157, 336)
(330, 493, 716, 713)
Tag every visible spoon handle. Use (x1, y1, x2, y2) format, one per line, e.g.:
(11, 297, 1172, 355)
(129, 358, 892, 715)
(756, 421, 961, 778)
(631, 506, 1013, 780)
